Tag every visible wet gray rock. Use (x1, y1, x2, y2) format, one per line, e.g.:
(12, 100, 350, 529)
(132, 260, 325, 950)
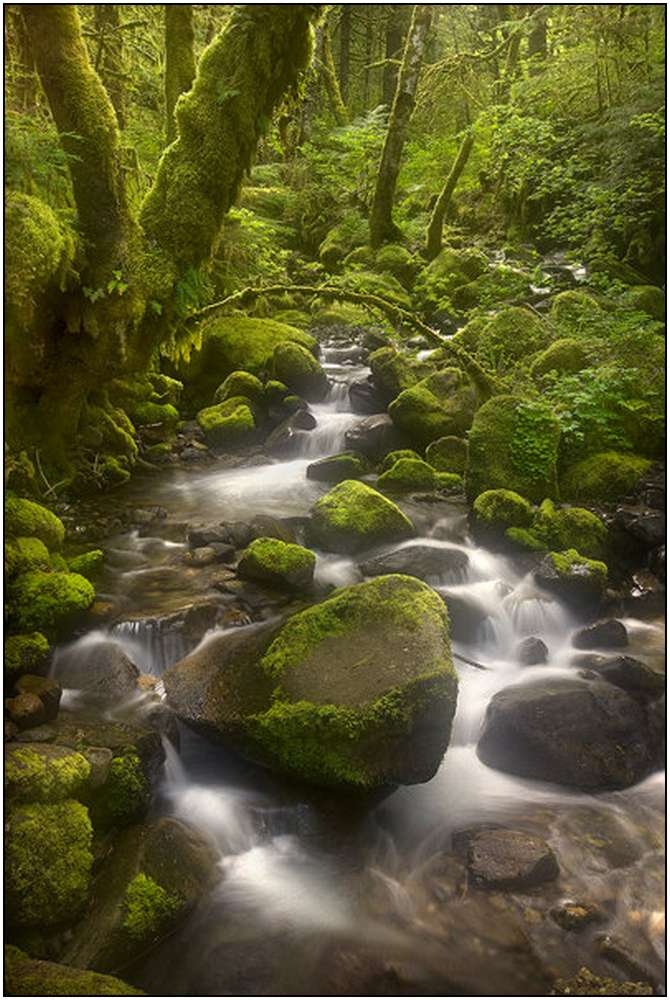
(306, 452, 367, 484)
(614, 507, 665, 549)
(348, 378, 385, 415)
(360, 544, 469, 583)
(625, 570, 664, 616)
(516, 636, 548, 666)
(187, 524, 232, 548)
(572, 619, 628, 649)
(14, 674, 61, 721)
(574, 654, 663, 697)
(440, 590, 489, 643)
(53, 640, 141, 704)
(550, 900, 605, 931)
(248, 514, 297, 545)
(463, 827, 559, 890)
(344, 414, 411, 462)
(265, 411, 316, 457)
(534, 554, 605, 609)
(477, 677, 660, 789)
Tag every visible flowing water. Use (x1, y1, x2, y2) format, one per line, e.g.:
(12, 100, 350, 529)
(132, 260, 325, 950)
(52, 331, 665, 995)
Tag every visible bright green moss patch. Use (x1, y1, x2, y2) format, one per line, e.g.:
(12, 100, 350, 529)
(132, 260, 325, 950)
(530, 338, 586, 379)
(91, 753, 149, 830)
(505, 526, 547, 551)
(5, 192, 74, 324)
(238, 537, 316, 591)
(213, 370, 264, 406)
(560, 451, 652, 505)
(380, 449, 422, 472)
(529, 499, 608, 559)
(5, 745, 91, 804)
(68, 549, 104, 580)
(5, 496, 65, 550)
(389, 368, 478, 449)
(309, 480, 414, 554)
(473, 489, 534, 530)
(378, 458, 438, 492)
(4, 946, 145, 996)
(4, 633, 49, 678)
(272, 341, 328, 402)
(548, 548, 608, 586)
(122, 873, 181, 942)
(196, 397, 256, 450)
(475, 307, 548, 370)
(5, 537, 51, 577)
(130, 401, 180, 429)
(6, 800, 93, 927)
(9, 571, 95, 638)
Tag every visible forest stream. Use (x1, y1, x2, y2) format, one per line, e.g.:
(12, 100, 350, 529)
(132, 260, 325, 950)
(42, 328, 664, 997)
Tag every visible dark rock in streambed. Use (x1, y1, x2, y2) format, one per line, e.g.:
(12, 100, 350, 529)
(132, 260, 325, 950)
(516, 636, 548, 666)
(182, 543, 235, 567)
(164, 575, 458, 792)
(265, 409, 316, 457)
(440, 590, 490, 643)
(477, 677, 661, 789)
(348, 377, 386, 415)
(187, 523, 232, 548)
(550, 900, 605, 932)
(572, 619, 628, 649)
(462, 827, 559, 890)
(534, 551, 606, 610)
(13, 674, 61, 721)
(306, 452, 367, 484)
(614, 507, 665, 549)
(52, 640, 141, 705)
(5, 692, 47, 730)
(360, 543, 469, 584)
(62, 817, 220, 975)
(624, 570, 664, 616)
(344, 414, 412, 462)
(573, 654, 663, 697)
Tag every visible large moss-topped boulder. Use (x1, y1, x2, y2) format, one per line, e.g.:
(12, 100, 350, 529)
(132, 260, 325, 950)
(621, 284, 665, 321)
(369, 347, 431, 402)
(377, 458, 438, 493)
(414, 247, 488, 310)
(176, 316, 316, 411)
(6, 800, 93, 927)
(196, 397, 256, 450)
(8, 571, 95, 639)
(61, 818, 219, 975)
(560, 452, 652, 505)
(4, 536, 51, 578)
(238, 537, 316, 591)
(374, 243, 418, 289)
(273, 341, 329, 402)
(472, 490, 534, 537)
(5, 496, 65, 550)
(389, 368, 478, 449)
(165, 575, 458, 790)
(474, 307, 549, 370)
(4, 946, 144, 996)
(528, 499, 608, 559)
(530, 338, 587, 380)
(465, 395, 561, 502)
(5, 744, 91, 804)
(425, 436, 468, 473)
(4, 632, 49, 679)
(213, 370, 264, 406)
(308, 480, 414, 553)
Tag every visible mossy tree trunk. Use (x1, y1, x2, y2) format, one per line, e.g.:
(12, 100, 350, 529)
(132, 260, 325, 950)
(164, 5, 196, 144)
(337, 5, 351, 104)
(5, 5, 39, 112)
(369, 4, 433, 249)
(382, 5, 410, 106)
(93, 5, 127, 129)
(315, 14, 348, 127)
(425, 132, 474, 260)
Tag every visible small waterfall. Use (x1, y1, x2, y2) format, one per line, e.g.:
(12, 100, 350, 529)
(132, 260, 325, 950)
(294, 408, 360, 458)
(112, 618, 191, 676)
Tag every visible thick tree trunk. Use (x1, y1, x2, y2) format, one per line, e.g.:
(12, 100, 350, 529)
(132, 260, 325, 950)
(94, 4, 127, 128)
(316, 15, 348, 126)
(164, 5, 196, 144)
(338, 5, 351, 103)
(382, 5, 409, 106)
(141, 5, 320, 271)
(369, 4, 433, 248)
(24, 5, 133, 285)
(425, 132, 474, 260)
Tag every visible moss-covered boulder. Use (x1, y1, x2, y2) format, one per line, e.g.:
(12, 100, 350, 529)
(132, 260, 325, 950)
(465, 395, 561, 502)
(129, 401, 180, 431)
(6, 800, 93, 926)
(165, 575, 458, 790)
(5, 744, 91, 805)
(89, 752, 151, 830)
(472, 490, 534, 537)
(335, 269, 412, 310)
(530, 338, 587, 380)
(306, 452, 367, 484)
(196, 397, 256, 450)
(177, 316, 316, 411)
(474, 307, 549, 370)
(4, 946, 144, 996)
(273, 341, 329, 402)
(5, 496, 65, 550)
(560, 452, 652, 505)
(414, 247, 489, 311)
(389, 368, 478, 449)
(550, 289, 604, 330)
(5, 536, 51, 578)
(213, 370, 264, 406)
(318, 214, 368, 271)
(308, 480, 414, 554)
(377, 458, 438, 493)
(61, 817, 219, 975)
(451, 264, 530, 311)
(238, 537, 316, 591)
(8, 571, 95, 639)
(369, 347, 431, 402)
(374, 243, 418, 289)
(4, 632, 49, 679)
(425, 435, 468, 474)
(534, 549, 608, 608)
(67, 549, 104, 581)
(528, 499, 608, 559)
(621, 284, 665, 321)
(380, 448, 422, 471)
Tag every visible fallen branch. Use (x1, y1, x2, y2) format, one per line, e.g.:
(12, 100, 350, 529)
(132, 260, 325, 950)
(188, 284, 501, 398)
(453, 651, 490, 671)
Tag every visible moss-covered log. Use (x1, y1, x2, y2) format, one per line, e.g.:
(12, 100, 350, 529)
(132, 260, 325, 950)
(141, 5, 320, 270)
(164, 5, 196, 143)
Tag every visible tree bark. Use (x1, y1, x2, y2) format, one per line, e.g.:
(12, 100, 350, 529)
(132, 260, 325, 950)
(94, 4, 127, 128)
(164, 5, 196, 144)
(369, 4, 433, 248)
(316, 14, 348, 126)
(425, 132, 474, 260)
(527, 3, 548, 70)
(338, 5, 351, 103)
(382, 5, 409, 106)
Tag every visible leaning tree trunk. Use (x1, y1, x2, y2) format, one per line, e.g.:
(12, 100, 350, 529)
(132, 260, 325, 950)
(164, 5, 196, 143)
(425, 131, 474, 260)
(369, 4, 433, 248)
(94, 4, 127, 128)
